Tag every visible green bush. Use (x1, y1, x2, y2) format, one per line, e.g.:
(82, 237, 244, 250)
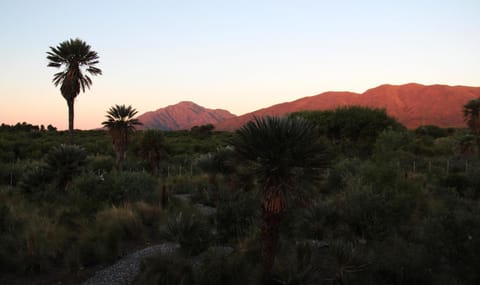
(168, 174, 208, 195)
(215, 191, 259, 242)
(160, 212, 213, 256)
(0, 200, 69, 273)
(44, 144, 87, 191)
(19, 161, 51, 193)
(0, 161, 26, 186)
(86, 154, 114, 173)
(70, 171, 158, 206)
(294, 199, 338, 240)
(70, 205, 143, 266)
(132, 201, 162, 226)
(105, 171, 158, 203)
(134, 255, 194, 285)
(195, 248, 260, 285)
(134, 249, 259, 285)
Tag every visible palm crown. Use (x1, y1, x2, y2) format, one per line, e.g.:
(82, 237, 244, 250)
(234, 116, 327, 191)
(102, 104, 142, 170)
(102, 104, 142, 130)
(47, 38, 102, 100)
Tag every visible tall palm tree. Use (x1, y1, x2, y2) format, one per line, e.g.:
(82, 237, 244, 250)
(102, 104, 142, 170)
(463, 98, 480, 157)
(232, 116, 328, 280)
(47, 38, 102, 144)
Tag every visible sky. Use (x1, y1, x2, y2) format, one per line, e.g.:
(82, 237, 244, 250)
(1, 0, 479, 130)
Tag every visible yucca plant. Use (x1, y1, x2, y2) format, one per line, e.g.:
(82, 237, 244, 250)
(44, 144, 87, 191)
(232, 116, 329, 279)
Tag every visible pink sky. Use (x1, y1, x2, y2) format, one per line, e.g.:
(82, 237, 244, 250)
(1, 1, 479, 130)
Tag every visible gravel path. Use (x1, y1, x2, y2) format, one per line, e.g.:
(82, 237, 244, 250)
(83, 242, 180, 285)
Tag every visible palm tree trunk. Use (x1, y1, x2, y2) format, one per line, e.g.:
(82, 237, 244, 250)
(261, 207, 281, 280)
(114, 145, 123, 171)
(67, 98, 74, 144)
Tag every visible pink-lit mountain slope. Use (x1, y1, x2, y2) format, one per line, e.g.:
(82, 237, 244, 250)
(137, 101, 236, 130)
(215, 83, 480, 131)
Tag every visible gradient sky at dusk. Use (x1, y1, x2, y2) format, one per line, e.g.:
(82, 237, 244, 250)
(1, 0, 479, 130)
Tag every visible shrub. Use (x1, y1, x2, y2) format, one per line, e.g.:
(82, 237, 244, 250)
(44, 144, 87, 191)
(132, 201, 162, 227)
(95, 205, 142, 240)
(134, 249, 259, 285)
(168, 174, 208, 195)
(70, 205, 143, 266)
(368, 237, 433, 285)
(0, 200, 69, 273)
(215, 191, 260, 242)
(134, 255, 194, 285)
(337, 161, 421, 239)
(109, 171, 157, 203)
(0, 161, 27, 186)
(70, 171, 159, 209)
(86, 154, 114, 173)
(19, 161, 51, 193)
(160, 212, 213, 256)
(194, 248, 260, 285)
(294, 199, 338, 240)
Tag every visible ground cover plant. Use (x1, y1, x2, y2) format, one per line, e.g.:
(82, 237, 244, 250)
(1, 103, 480, 284)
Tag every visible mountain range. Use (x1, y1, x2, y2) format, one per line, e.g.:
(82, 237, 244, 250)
(136, 101, 235, 130)
(137, 83, 480, 131)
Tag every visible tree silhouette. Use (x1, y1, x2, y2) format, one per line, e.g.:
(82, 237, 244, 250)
(102, 105, 142, 170)
(47, 38, 102, 144)
(463, 98, 480, 157)
(232, 116, 328, 280)
(44, 144, 87, 191)
(139, 129, 166, 175)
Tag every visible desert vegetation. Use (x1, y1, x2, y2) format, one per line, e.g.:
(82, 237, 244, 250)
(1, 102, 480, 284)
(0, 39, 477, 284)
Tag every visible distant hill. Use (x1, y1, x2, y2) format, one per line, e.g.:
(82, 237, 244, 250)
(215, 83, 480, 131)
(137, 101, 236, 130)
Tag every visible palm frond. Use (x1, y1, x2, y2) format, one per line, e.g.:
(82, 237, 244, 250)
(102, 105, 142, 130)
(46, 38, 102, 96)
(232, 116, 329, 197)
